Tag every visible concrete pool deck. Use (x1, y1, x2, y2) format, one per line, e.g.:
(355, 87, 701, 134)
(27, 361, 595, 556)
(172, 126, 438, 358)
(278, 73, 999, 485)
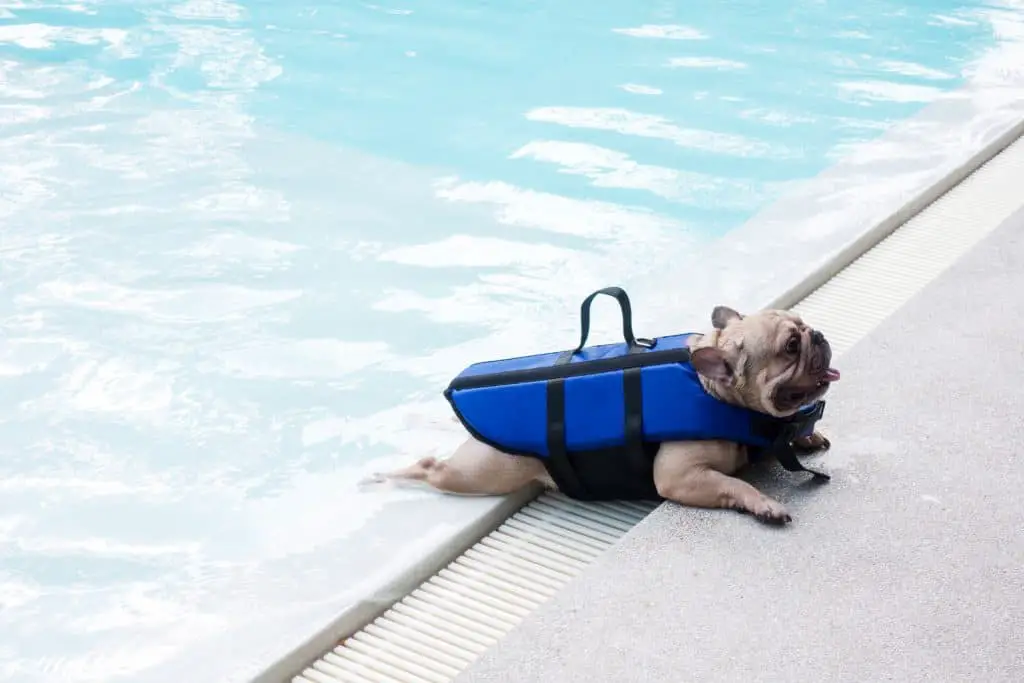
(454, 206, 1024, 682)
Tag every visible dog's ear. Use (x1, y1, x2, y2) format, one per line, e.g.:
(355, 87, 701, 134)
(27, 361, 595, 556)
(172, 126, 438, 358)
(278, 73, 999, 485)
(690, 346, 733, 381)
(711, 305, 743, 330)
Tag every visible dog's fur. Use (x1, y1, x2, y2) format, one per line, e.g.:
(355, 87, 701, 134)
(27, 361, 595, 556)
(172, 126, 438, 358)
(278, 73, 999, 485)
(369, 306, 839, 524)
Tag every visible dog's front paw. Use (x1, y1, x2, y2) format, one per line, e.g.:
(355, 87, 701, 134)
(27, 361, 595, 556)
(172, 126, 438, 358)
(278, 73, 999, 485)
(792, 431, 830, 453)
(750, 496, 792, 525)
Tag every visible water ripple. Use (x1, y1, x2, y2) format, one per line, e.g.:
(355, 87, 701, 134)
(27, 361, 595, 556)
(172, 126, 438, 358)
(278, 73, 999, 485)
(525, 106, 788, 158)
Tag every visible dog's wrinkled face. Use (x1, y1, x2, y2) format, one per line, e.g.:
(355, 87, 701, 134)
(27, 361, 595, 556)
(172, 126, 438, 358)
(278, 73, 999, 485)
(689, 305, 840, 417)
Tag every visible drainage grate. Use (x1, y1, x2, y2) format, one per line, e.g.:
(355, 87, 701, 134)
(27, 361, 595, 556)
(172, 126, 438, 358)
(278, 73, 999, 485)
(292, 493, 657, 683)
(283, 134, 1024, 683)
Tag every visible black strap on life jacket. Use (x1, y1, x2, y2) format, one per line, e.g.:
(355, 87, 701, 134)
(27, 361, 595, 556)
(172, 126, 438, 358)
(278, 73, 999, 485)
(544, 376, 588, 497)
(749, 400, 830, 480)
(581, 288, 656, 492)
(544, 367, 659, 501)
(544, 289, 656, 500)
(621, 366, 652, 486)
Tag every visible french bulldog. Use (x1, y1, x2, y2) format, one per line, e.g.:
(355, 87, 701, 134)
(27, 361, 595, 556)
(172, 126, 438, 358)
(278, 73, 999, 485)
(368, 305, 839, 525)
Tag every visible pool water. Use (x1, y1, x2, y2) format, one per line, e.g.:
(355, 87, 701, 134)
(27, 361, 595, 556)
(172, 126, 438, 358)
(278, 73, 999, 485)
(0, 1, 1005, 681)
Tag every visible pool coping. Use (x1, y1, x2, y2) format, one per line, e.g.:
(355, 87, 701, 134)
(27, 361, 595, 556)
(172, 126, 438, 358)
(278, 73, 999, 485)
(453, 139, 1024, 683)
(252, 57, 1024, 683)
(249, 484, 543, 683)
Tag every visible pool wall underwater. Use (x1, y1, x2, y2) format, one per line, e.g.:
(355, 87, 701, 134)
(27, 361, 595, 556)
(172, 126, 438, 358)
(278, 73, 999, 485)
(257, 5, 1024, 682)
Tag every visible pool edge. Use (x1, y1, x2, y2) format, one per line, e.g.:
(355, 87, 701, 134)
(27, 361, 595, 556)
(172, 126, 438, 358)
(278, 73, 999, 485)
(255, 84, 1024, 683)
(248, 484, 542, 683)
(763, 112, 1024, 311)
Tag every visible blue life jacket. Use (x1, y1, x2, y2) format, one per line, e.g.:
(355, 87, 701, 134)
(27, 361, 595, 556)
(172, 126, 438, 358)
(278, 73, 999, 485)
(445, 287, 828, 501)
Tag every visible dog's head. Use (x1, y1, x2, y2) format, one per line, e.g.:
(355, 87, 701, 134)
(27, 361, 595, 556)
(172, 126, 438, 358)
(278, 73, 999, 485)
(689, 305, 840, 417)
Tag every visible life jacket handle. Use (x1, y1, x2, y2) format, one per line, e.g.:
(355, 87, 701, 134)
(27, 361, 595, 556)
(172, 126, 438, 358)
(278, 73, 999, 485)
(571, 287, 656, 356)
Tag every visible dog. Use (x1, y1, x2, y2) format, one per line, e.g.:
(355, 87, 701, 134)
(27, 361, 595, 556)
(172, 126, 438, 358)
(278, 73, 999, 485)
(369, 305, 839, 524)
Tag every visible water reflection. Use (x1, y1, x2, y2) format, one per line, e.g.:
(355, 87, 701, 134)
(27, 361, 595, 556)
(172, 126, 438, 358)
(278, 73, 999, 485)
(612, 24, 708, 40)
(525, 105, 784, 157)
(511, 139, 771, 208)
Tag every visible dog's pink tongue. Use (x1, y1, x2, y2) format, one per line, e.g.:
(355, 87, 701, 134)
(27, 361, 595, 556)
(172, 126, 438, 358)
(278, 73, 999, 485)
(824, 368, 841, 382)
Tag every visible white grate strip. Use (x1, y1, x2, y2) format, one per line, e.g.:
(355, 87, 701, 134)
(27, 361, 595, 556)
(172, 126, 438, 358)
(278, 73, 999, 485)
(282, 135, 1024, 683)
(291, 493, 658, 683)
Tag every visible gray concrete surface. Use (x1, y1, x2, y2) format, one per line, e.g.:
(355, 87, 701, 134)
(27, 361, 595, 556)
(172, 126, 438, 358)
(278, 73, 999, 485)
(456, 210, 1024, 683)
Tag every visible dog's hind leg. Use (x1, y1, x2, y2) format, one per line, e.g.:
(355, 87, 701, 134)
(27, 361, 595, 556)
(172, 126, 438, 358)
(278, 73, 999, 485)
(366, 437, 551, 496)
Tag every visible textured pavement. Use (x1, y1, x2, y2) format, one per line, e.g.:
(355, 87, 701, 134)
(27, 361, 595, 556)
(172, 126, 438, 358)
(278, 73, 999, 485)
(455, 209, 1024, 683)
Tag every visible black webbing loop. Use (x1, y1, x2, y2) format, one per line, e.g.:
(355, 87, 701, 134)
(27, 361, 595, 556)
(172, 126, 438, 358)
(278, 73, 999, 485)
(748, 401, 830, 480)
(774, 442, 830, 481)
(572, 287, 655, 356)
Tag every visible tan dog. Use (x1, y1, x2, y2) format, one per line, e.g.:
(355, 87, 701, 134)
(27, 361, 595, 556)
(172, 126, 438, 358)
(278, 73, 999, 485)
(372, 305, 839, 524)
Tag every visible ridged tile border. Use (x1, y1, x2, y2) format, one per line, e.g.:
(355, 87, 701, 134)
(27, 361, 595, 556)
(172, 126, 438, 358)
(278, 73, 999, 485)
(273, 130, 1024, 683)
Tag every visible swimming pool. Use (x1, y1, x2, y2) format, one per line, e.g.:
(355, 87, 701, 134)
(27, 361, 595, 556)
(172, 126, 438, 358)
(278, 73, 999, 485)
(0, 1, 1013, 681)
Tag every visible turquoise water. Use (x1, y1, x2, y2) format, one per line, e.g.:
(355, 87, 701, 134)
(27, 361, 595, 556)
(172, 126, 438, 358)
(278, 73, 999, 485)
(0, 1, 1001, 681)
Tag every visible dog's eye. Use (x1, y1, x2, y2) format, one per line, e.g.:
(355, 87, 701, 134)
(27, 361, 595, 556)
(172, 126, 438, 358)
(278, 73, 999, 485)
(785, 336, 800, 355)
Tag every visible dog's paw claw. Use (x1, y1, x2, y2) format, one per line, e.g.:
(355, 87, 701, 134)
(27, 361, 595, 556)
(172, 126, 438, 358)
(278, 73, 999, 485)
(755, 512, 791, 525)
(750, 498, 791, 525)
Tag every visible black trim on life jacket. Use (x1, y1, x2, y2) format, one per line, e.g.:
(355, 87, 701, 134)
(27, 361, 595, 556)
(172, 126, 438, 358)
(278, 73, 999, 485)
(447, 345, 693, 391)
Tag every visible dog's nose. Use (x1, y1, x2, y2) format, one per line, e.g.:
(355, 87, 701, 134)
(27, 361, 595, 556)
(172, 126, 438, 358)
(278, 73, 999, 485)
(811, 330, 825, 346)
